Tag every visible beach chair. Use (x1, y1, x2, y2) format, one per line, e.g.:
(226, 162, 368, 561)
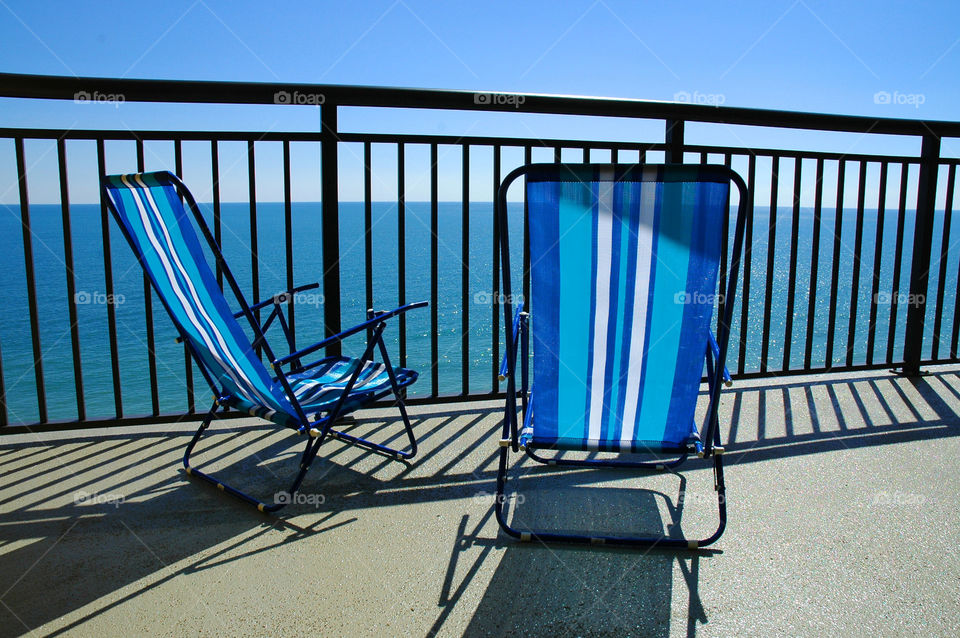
(102, 171, 425, 512)
(494, 163, 746, 548)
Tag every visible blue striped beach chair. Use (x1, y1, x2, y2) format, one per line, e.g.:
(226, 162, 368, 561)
(494, 163, 747, 548)
(102, 171, 425, 512)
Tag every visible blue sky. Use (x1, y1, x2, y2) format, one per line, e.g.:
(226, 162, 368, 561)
(1, 0, 958, 203)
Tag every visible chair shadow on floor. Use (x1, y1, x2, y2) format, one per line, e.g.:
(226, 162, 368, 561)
(431, 464, 713, 638)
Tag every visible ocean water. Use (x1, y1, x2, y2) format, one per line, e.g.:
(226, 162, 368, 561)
(0, 200, 957, 425)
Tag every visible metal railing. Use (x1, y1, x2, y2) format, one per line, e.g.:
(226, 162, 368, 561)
(1, 72, 958, 432)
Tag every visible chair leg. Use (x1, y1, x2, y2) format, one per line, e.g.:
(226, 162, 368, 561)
(321, 335, 419, 460)
(494, 445, 726, 549)
(182, 400, 327, 513)
(313, 393, 418, 460)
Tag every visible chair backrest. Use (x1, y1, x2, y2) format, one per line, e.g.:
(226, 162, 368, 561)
(102, 171, 297, 421)
(502, 164, 744, 451)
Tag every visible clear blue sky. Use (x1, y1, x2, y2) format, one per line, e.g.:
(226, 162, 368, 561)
(1, 0, 958, 204)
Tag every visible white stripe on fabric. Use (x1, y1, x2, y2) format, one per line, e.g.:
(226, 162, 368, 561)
(125, 175, 278, 417)
(130, 176, 273, 411)
(619, 179, 657, 445)
(587, 169, 615, 443)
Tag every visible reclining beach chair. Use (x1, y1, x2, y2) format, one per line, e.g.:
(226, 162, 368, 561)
(494, 163, 746, 548)
(102, 171, 425, 512)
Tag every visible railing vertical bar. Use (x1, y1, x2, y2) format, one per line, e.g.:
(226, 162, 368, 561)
(98, 139, 122, 418)
(57, 138, 85, 422)
(522, 146, 532, 314)
(461, 144, 470, 394)
(174, 139, 194, 413)
(364, 142, 374, 314)
(582, 147, 589, 162)
(903, 134, 941, 373)
(824, 159, 846, 368)
(492, 145, 501, 391)
(397, 142, 406, 367)
(665, 119, 684, 163)
(932, 163, 955, 360)
(247, 140, 260, 331)
(15, 138, 47, 423)
(804, 158, 825, 369)
(717, 153, 732, 340)
(700, 151, 708, 164)
(867, 162, 888, 365)
(320, 103, 342, 356)
(846, 161, 868, 367)
(553, 146, 561, 163)
(611, 148, 618, 164)
(136, 140, 160, 416)
(886, 163, 910, 364)
(782, 157, 802, 370)
(282, 139, 296, 351)
(737, 154, 755, 375)
(430, 143, 439, 396)
(211, 140, 223, 289)
(760, 155, 779, 373)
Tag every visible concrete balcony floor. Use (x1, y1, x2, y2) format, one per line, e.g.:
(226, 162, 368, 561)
(2, 367, 960, 637)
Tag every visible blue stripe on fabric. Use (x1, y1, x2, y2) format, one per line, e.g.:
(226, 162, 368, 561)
(555, 182, 594, 446)
(664, 181, 726, 443)
(528, 181, 561, 445)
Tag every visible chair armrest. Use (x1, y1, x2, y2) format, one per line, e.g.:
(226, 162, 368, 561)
(499, 302, 526, 381)
(273, 301, 428, 368)
(233, 282, 320, 318)
(707, 332, 732, 387)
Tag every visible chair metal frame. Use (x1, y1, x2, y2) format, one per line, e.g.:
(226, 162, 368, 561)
(493, 163, 747, 548)
(103, 171, 426, 513)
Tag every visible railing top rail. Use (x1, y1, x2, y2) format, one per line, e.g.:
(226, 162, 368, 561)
(1, 72, 959, 138)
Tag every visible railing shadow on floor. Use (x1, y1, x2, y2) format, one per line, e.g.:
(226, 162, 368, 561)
(2, 368, 960, 635)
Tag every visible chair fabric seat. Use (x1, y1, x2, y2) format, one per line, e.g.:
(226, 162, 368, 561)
(223, 356, 417, 426)
(284, 356, 417, 413)
(522, 165, 729, 453)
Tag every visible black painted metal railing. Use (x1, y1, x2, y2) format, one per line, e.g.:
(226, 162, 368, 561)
(0, 73, 958, 432)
